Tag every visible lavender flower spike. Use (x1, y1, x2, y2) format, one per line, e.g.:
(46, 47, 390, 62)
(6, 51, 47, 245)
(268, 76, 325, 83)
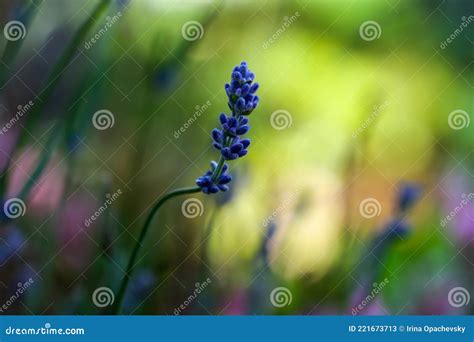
(196, 61, 259, 194)
(114, 62, 259, 314)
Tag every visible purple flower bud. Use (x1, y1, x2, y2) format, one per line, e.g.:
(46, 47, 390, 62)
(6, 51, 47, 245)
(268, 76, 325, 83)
(232, 71, 242, 81)
(212, 128, 222, 142)
(250, 83, 259, 93)
(236, 97, 245, 112)
(241, 84, 250, 96)
(236, 125, 249, 135)
(196, 62, 259, 194)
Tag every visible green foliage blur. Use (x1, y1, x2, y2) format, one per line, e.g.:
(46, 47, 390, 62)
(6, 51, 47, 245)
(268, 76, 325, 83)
(0, 0, 472, 315)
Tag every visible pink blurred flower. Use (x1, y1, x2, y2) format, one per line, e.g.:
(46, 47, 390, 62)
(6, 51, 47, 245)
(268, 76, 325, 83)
(349, 281, 390, 315)
(7, 147, 65, 214)
(221, 288, 249, 315)
(440, 173, 474, 246)
(360, 299, 388, 315)
(415, 282, 468, 315)
(57, 191, 99, 271)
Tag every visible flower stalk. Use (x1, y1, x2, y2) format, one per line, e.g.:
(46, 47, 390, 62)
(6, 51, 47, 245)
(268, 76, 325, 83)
(112, 186, 200, 314)
(113, 61, 259, 314)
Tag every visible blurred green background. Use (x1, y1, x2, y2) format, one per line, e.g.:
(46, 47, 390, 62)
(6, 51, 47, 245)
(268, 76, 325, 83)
(0, 0, 472, 315)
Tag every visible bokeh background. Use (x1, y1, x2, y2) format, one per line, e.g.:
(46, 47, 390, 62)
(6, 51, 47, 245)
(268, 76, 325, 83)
(0, 0, 473, 315)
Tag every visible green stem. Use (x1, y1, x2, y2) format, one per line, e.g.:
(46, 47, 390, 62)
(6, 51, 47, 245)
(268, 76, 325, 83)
(22, 0, 112, 137)
(112, 186, 201, 314)
(211, 135, 234, 182)
(211, 156, 225, 182)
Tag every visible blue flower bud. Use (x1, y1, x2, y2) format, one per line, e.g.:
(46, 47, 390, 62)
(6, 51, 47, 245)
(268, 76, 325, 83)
(196, 62, 259, 194)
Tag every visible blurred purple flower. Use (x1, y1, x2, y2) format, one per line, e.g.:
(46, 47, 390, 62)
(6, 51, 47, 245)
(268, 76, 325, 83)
(397, 182, 422, 213)
(440, 173, 474, 244)
(349, 286, 389, 315)
(57, 192, 98, 271)
(123, 269, 156, 314)
(221, 288, 249, 315)
(351, 183, 421, 315)
(454, 201, 474, 242)
(414, 282, 468, 315)
(0, 225, 24, 265)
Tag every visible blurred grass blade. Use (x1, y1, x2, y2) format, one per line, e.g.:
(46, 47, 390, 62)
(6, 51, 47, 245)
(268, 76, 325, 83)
(17, 121, 62, 201)
(0, 0, 44, 89)
(0, 0, 112, 196)
(22, 0, 112, 135)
